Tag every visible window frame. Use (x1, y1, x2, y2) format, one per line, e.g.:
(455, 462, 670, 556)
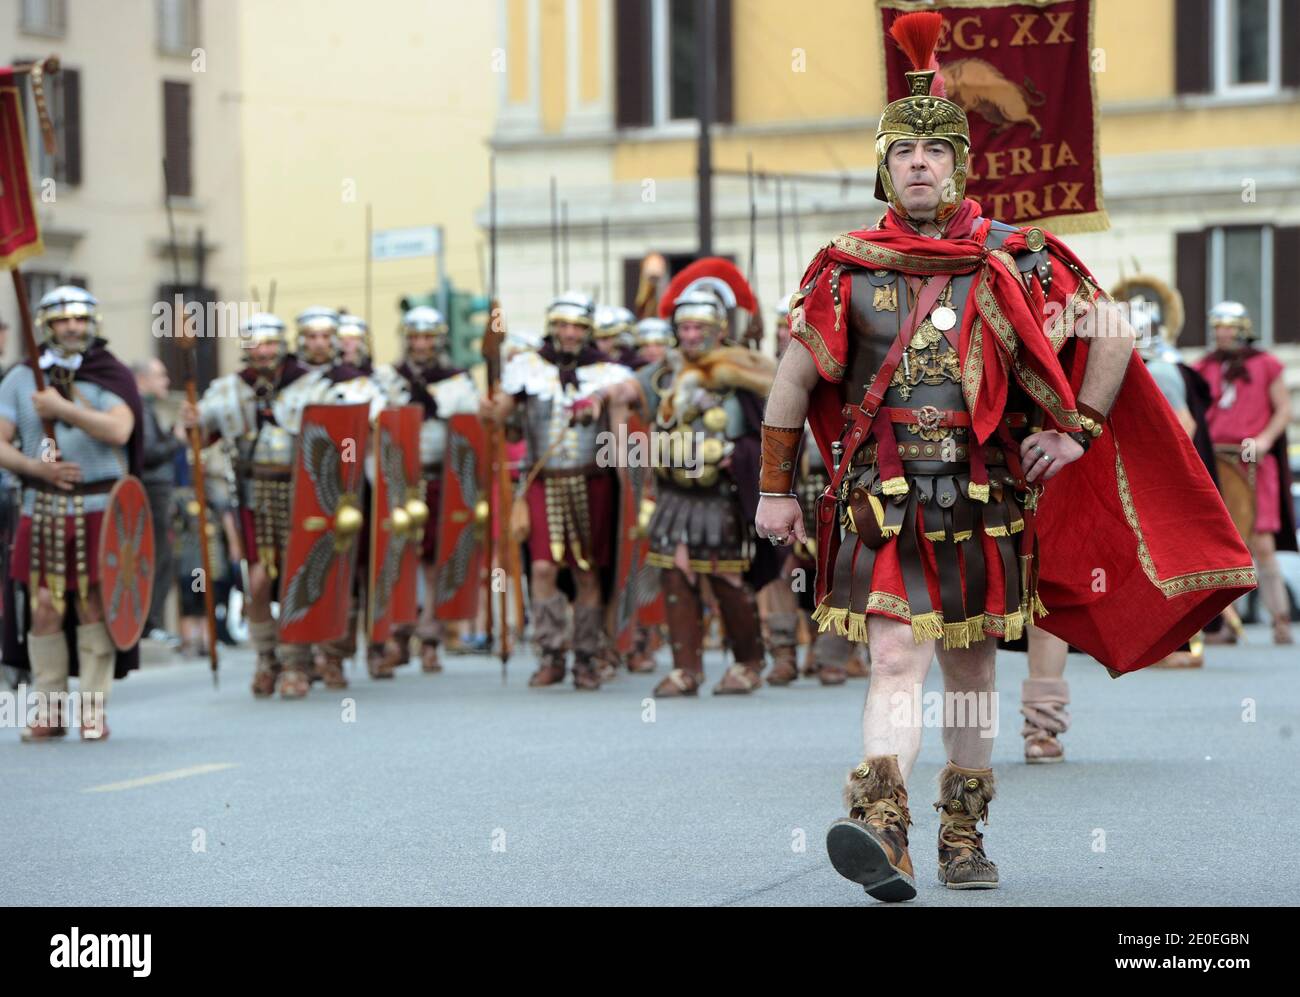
(1208, 224, 1274, 346)
(18, 0, 66, 38)
(1213, 0, 1282, 96)
(157, 0, 200, 58)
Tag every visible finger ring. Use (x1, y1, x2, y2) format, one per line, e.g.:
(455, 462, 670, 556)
(768, 534, 784, 546)
(1032, 444, 1044, 455)
(1042, 454, 1054, 463)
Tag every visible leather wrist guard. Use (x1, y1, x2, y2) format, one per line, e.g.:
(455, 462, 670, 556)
(759, 423, 803, 494)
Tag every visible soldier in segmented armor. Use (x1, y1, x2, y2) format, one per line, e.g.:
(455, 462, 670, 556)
(289, 306, 388, 688)
(371, 306, 480, 676)
(0, 287, 145, 741)
(179, 312, 342, 698)
(481, 291, 634, 691)
(633, 269, 780, 698)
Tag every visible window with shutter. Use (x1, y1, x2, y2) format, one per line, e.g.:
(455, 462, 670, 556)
(19, 0, 66, 38)
(618, 0, 734, 129)
(1175, 0, 1213, 94)
(163, 80, 193, 198)
(1175, 231, 1208, 344)
(1213, 0, 1283, 94)
(157, 0, 200, 57)
(1273, 226, 1300, 344)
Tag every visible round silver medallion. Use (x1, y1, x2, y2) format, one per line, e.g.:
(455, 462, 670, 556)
(931, 306, 957, 331)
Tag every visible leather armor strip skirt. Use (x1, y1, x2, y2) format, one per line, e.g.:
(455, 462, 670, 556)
(524, 471, 615, 570)
(645, 480, 752, 576)
(811, 464, 1047, 649)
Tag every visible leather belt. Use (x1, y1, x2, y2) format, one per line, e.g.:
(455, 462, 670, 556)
(852, 442, 1008, 465)
(539, 464, 602, 480)
(249, 464, 293, 480)
(23, 478, 117, 496)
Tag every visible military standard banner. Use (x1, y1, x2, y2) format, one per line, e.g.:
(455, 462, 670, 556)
(879, 0, 1107, 233)
(0, 67, 44, 268)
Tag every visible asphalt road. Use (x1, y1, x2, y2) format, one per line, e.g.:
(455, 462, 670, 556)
(2, 628, 1295, 906)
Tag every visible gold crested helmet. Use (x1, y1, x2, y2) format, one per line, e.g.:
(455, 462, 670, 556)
(545, 290, 596, 339)
(238, 312, 287, 360)
(875, 11, 971, 224)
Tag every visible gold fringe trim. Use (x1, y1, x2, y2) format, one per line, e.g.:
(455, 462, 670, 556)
(847, 612, 870, 643)
(645, 552, 750, 573)
(985, 524, 1008, 537)
(910, 611, 945, 642)
(953, 530, 973, 542)
(924, 529, 947, 541)
(1003, 609, 1026, 643)
(942, 615, 986, 650)
(881, 476, 909, 496)
(880, 524, 901, 538)
(811, 602, 848, 636)
(967, 482, 989, 502)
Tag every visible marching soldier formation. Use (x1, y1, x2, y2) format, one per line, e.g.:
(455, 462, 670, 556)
(0, 16, 1289, 915)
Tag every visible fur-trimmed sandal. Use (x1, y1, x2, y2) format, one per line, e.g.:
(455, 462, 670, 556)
(712, 662, 763, 695)
(653, 668, 701, 697)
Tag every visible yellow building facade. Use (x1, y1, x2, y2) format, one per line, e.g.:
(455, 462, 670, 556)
(491, 0, 1300, 360)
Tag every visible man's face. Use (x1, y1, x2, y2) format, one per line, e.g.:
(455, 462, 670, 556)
(594, 336, 619, 357)
(50, 316, 90, 353)
(248, 340, 281, 372)
(887, 139, 956, 220)
(675, 320, 711, 359)
(137, 359, 170, 398)
(300, 327, 335, 364)
(639, 343, 666, 365)
(0, 323, 9, 356)
(339, 336, 363, 365)
(552, 320, 588, 354)
(406, 331, 437, 364)
(1213, 323, 1243, 351)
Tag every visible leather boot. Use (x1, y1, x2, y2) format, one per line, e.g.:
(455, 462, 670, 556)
(277, 645, 312, 699)
(249, 619, 280, 697)
(317, 654, 348, 689)
(626, 625, 656, 673)
(812, 628, 855, 685)
(765, 611, 800, 686)
(825, 755, 916, 902)
(653, 568, 705, 697)
(21, 631, 70, 741)
(572, 605, 606, 690)
(529, 593, 570, 687)
(710, 577, 764, 695)
(935, 762, 999, 889)
(417, 621, 442, 672)
(1020, 677, 1068, 764)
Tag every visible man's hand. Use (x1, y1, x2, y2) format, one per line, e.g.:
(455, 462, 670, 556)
(570, 394, 603, 425)
(33, 458, 82, 491)
(1020, 430, 1084, 483)
(478, 391, 512, 424)
(31, 387, 68, 422)
(755, 494, 807, 546)
(177, 399, 200, 431)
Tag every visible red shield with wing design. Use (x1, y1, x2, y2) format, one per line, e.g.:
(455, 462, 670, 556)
(432, 413, 488, 622)
(368, 405, 422, 643)
(278, 403, 370, 644)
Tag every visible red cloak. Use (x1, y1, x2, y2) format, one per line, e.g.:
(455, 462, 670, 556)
(791, 201, 1256, 673)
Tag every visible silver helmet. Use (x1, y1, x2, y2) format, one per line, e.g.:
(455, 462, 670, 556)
(546, 290, 596, 334)
(293, 305, 341, 356)
(1208, 300, 1254, 341)
(239, 312, 287, 360)
(401, 305, 448, 336)
(337, 313, 370, 363)
(1111, 275, 1184, 363)
(594, 305, 635, 341)
(634, 317, 675, 348)
(36, 285, 101, 352)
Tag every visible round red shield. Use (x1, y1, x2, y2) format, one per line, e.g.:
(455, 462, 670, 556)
(97, 475, 155, 651)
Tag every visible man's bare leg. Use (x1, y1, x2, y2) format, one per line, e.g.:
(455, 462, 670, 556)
(1022, 625, 1070, 761)
(1250, 531, 1293, 643)
(827, 614, 931, 901)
